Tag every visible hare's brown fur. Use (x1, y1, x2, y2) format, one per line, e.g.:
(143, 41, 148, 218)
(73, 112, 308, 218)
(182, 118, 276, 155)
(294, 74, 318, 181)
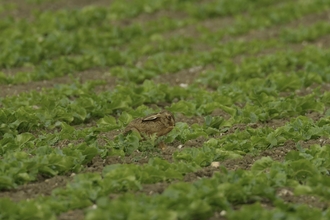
(124, 111, 175, 137)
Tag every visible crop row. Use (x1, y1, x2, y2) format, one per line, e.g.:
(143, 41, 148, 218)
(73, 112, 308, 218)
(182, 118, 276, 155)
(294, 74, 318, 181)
(0, 80, 328, 188)
(198, 46, 330, 87)
(0, 1, 329, 84)
(86, 142, 330, 219)
(1, 81, 327, 149)
(1, 138, 330, 219)
(1, 0, 330, 219)
(0, 0, 291, 68)
(0, 45, 328, 189)
(1, 46, 328, 134)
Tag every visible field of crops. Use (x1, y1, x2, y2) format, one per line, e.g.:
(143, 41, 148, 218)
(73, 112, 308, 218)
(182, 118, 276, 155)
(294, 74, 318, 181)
(1, 0, 330, 219)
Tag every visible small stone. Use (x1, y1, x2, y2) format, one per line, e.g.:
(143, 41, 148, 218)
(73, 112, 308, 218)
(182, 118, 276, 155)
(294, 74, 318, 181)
(179, 83, 188, 88)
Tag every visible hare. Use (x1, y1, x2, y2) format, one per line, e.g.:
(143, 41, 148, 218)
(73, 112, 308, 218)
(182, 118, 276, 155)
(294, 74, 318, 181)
(124, 110, 175, 138)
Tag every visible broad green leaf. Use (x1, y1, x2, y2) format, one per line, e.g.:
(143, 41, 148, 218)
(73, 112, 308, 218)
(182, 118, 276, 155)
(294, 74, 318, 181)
(251, 157, 274, 173)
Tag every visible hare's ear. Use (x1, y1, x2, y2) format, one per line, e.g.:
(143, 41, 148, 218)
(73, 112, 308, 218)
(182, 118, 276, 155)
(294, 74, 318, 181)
(142, 114, 159, 121)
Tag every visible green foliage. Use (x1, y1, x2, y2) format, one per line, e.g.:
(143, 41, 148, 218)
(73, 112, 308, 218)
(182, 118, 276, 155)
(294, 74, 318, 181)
(1, 0, 330, 219)
(227, 202, 326, 220)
